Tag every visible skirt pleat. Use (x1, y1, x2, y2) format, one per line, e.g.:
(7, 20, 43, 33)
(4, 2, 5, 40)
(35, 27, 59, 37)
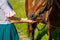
(0, 23, 19, 40)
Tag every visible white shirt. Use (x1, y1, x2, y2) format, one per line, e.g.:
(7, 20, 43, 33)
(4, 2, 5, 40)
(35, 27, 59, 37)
(0, 0, 15, 24)
(0, 0, 7, 7)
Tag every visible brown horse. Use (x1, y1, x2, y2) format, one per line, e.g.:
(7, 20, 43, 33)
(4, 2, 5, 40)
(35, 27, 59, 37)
(25, 0, 60, 40)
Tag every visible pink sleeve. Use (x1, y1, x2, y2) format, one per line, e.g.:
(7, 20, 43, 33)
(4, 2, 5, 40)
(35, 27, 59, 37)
(5, 10, 15, 17)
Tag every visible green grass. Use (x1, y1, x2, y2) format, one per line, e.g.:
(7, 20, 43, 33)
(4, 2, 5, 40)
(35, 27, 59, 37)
(9, 0, 60, 40)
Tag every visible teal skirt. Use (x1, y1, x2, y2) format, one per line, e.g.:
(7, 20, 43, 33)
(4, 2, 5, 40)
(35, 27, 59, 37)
(0, 23, 19, 40)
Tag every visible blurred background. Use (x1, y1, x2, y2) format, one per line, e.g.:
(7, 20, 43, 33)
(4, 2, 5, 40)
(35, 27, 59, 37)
(9, 0, 60, 40)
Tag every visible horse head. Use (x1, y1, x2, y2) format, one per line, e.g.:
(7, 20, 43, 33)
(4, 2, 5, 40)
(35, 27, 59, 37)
(25, 0, 52, 23)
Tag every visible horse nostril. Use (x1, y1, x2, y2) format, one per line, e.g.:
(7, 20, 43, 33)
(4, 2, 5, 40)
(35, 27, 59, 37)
(28, 13, 34, 19)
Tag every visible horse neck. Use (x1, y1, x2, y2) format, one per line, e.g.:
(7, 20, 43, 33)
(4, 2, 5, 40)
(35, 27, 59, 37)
(54, 0, 60, 11)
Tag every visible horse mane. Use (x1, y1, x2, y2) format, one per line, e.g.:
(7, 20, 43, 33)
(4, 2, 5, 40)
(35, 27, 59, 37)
(49, 0, 60, 27)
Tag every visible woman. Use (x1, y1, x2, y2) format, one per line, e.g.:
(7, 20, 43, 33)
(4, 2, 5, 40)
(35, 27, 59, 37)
(0, 0, 36, 40)
(0, 0, 19, 40)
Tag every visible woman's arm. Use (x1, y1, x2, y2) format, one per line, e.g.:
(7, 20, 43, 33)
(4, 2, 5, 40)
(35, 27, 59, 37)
(9, 16, 36, 23)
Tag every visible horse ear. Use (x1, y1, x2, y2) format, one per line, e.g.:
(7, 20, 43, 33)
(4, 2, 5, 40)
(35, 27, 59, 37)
(7, 1, 13, 9)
